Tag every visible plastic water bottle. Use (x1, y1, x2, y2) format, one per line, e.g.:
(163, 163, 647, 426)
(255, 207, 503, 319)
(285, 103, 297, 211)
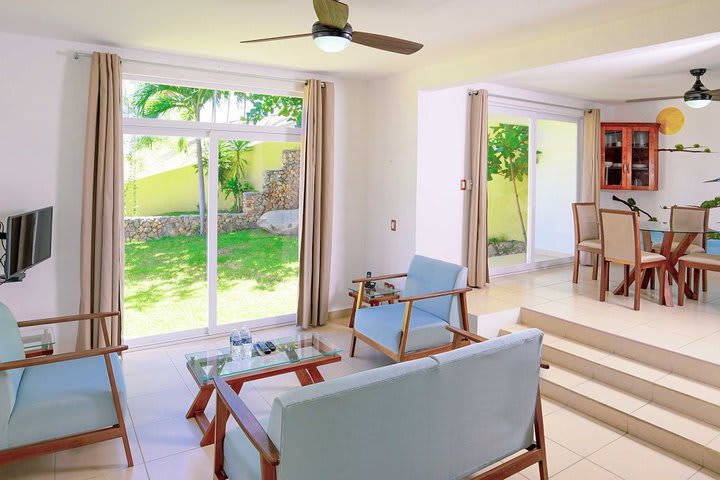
(239, 326, 253, 359)
(229, 329, 242, 359)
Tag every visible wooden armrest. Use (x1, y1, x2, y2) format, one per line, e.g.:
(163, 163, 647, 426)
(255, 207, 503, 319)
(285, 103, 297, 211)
(352, 273, 407, 283)
(446, 325, 488, 343)
(399, 287, 472, 303)
(214, 378, 280, 466)
(446, 326, 550, 369)
(0, 345, 128, 371)
(17, 311, 120, 328)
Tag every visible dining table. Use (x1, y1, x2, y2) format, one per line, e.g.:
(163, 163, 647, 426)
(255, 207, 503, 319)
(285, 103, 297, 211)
(612, 220, 718, 306)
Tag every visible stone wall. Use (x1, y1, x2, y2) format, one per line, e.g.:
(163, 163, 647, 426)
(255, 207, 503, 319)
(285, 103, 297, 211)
(125, 149, 300, 242)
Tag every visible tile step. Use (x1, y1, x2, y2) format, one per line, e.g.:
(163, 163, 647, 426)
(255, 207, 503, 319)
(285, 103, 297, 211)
(517, 307, 720, 389)
(501, 324, 720, 428)
(539, 363, 720, 473)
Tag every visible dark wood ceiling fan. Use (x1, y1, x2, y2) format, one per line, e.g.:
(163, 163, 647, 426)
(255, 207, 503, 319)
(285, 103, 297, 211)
(241, 0, 423, 55)
(627, 69, 719, 107)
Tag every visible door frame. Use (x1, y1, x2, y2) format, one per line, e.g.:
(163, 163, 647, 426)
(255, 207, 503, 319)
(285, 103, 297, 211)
(487, 105, 583, 277)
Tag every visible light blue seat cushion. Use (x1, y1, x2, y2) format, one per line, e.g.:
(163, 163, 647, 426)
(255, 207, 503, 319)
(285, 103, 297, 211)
(354, 303, 452, 353)
(405, 255, 468, 328)
(224, 418, 269, 480)
(0, 303, 25, 449)
(6, 353, 126, 448)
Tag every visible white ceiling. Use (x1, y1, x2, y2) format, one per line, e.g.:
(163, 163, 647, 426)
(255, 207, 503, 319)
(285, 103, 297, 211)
(0, 0, 680, 77)
(491, 33, 720, 103)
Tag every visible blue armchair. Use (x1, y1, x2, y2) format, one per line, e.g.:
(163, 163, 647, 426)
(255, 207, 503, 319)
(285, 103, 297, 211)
(350, 255, 471, 362)
(0, 303, 132, 466)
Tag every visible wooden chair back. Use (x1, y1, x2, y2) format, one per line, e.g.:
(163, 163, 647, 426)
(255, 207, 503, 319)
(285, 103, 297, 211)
(600, 209, 640, 265)
(671, 206, 709, 248)
(572, 202, 599, 245)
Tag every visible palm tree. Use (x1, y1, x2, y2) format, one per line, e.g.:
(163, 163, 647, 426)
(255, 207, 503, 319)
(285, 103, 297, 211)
(219, 140, 255, 212)
(131, 84, 226, 234)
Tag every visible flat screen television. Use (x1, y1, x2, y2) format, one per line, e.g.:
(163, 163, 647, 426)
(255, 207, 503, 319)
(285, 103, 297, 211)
(3, 206, 53, 281)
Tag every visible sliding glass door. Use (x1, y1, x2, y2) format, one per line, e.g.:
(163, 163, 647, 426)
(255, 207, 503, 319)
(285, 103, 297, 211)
(121, 76, 303, 345)
(488, 109, 580, 275)
(209, 134, 301, 331)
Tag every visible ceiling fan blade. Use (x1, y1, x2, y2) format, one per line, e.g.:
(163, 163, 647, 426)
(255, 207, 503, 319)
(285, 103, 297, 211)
(240, 33, 312, 44)
(709, 89, 720, 100)
(625, 96, 683, 103)
(352, 31, 423, 55)
(313, 0, 349, 29)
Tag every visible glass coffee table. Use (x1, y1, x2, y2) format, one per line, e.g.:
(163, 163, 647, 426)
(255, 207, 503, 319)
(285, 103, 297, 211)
(185, 333, 341, 446)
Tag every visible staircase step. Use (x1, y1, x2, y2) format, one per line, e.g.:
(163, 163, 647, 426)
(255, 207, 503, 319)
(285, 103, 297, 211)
(519, 306, 720, 390)
(539, 364, 720, 472)
(501, 324, 720, 428)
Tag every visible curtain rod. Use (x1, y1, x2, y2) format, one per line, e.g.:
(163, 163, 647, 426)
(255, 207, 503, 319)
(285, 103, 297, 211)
(72, 51, 306, 84)
(469, 89, 591, 113)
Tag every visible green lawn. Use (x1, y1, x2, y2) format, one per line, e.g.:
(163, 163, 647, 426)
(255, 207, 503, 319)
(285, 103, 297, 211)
(124, 229, 299, 339)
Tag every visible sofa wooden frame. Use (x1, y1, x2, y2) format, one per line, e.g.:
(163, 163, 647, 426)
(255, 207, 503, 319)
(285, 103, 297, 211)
(0, 312, 133, 467)
(213, 325, 549, 480)
(347, 272, 472, 363)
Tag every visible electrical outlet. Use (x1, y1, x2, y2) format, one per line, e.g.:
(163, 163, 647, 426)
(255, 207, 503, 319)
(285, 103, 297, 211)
(390, 219, 397, 231)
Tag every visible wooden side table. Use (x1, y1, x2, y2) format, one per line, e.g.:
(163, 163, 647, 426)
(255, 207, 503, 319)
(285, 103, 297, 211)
(347, 283, 401, 328)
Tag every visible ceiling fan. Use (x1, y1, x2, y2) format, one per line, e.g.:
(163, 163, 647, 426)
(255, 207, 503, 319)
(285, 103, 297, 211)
(627, 68, 719, 108)
(240, 0, 423, 55)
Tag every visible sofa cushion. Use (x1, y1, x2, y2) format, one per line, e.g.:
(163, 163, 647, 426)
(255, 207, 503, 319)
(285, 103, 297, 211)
(430, 328, 544, 476)
(224, 418, 269, 480)
(0, 303, 25, 449)
(6, 353, 126, 448)
(267, 358, 440, 480)
(354, 303, 452, 353)
(404, 255, 468, 327)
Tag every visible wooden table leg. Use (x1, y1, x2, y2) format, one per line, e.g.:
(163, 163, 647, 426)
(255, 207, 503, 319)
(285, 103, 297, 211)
(667, 233, 698, 300)
(306, 366, 325, 384)
(613, 267, 637, 295)
(186, 385, 214, 420)
(199, 381, 244, 447)
(295, 369, 315, 386)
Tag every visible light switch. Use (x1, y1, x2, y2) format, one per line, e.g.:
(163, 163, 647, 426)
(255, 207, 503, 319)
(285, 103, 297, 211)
(390, 219, 397, 231)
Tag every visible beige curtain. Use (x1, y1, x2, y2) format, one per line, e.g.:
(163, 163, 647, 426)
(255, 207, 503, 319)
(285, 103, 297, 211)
(77, 52, 124, 350)
(582, 109, 601, 204)
(467, 90, 489, 288)
(297, 80, 334, 328)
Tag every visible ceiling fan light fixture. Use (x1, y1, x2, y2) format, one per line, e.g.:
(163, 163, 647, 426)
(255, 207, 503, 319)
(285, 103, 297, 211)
(684, 68, 712, 109)
(312, 21, 352, 53)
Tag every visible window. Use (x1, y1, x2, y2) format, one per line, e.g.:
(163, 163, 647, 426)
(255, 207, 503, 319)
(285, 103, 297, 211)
(122, 77, 303, 345)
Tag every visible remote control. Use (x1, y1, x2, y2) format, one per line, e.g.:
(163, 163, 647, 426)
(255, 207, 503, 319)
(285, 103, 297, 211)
(265, 340, 277, 352)
(256, 341, 272, 355)
(254, 342, 265, 356)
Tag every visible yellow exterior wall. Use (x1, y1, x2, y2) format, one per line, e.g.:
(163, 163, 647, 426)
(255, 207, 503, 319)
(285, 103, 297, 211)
(125, 142, 300, 216)
(488, 174, 529, 242)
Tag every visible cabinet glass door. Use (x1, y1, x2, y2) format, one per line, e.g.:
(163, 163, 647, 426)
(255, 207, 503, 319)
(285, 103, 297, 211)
(603, 129, 624, 187)
(630, 129, 651, 188)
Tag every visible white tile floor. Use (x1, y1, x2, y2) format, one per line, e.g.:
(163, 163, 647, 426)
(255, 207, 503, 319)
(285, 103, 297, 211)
(5, 263, 720, 479)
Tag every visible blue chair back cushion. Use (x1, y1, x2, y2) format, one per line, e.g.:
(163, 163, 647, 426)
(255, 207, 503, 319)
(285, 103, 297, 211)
(0, 303, 25, 448)
(404, 255, 468, 327)
(222, 329, 544, 480)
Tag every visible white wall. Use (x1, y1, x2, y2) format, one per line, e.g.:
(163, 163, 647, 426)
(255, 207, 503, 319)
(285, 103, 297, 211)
(415, 83, 590, 268)
(600, 99, 720, 225)
(365, 0, 720, 273)
(0, 32, 370, 351)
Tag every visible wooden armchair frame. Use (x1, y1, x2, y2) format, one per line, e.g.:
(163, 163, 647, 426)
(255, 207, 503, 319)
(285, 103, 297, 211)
(349, 273, 472, 362)
(0, 312, 133, 467)
(213, 327, 548, 480)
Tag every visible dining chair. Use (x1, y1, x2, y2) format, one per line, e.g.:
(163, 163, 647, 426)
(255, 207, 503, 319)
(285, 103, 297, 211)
(651, 206, 709, 290)
(599, 209, 667, 311)
(678, 253, 720, 305)
(572, 202, 601, 284)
